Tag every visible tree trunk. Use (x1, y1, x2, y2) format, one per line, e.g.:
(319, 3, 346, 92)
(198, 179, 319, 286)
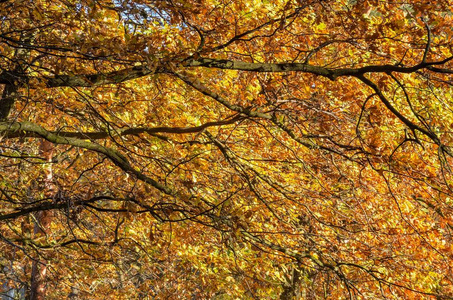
(30, 140, 54, 300)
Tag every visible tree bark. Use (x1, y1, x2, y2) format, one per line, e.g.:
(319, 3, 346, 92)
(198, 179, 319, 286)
(0, 83, 17, 120)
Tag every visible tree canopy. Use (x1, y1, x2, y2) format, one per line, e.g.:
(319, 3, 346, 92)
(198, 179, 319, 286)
(1, 0, 453, 298)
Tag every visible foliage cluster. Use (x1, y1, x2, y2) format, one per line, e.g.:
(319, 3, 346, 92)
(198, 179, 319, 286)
(1, 0, 453, 299)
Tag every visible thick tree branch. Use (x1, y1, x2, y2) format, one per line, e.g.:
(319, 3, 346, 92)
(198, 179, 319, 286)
(184, 58, 337, 79)
(45, 65, 165, 87)
(0, 196, 116, 221)
(1, 55, 451, 89)
(0, 121, 174, 195)
(0, 65, 162, 87)
(0, 115, 243, 139)
(184, 56, 453, 79)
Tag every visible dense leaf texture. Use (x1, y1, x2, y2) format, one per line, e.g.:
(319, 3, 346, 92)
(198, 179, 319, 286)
(1, 0, 453, 298)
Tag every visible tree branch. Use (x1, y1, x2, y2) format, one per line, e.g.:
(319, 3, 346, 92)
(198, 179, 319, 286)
(1, 55, 451, 89)
(0, 196, 115, 221)
(173, 70, 352, 158)
(357, 75, 439, 144)
(0, 115, 243, 139)
(184, 56, 453, 79)
(0, 121, 174, 195)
